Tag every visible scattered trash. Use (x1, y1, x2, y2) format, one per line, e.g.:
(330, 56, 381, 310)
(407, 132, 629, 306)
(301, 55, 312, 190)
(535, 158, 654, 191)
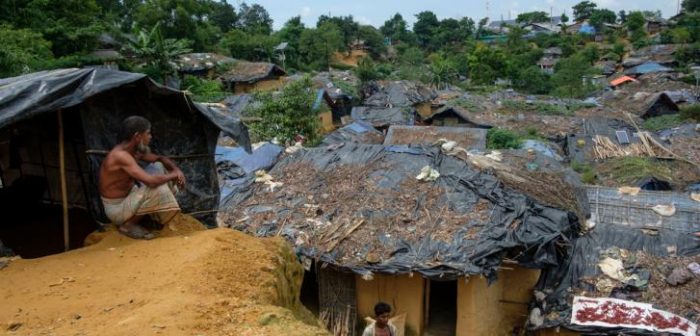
(691, 193, 700, 202)
(284, 141, 304, 154)
(598, 257, 626, 281)
(618, 186, 641, 196)
(687, 262, 700, 276)
(254, 170, 274, 183)
(651, 204, 676, 216)
(485, 150, 502, 162)
(416, 166, 440, 182)
(529, 307, 544, 328)
(666, 267, 693, 286)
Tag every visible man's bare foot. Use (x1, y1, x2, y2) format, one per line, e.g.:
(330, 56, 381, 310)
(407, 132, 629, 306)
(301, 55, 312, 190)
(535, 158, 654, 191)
(118, 223, 155, 240)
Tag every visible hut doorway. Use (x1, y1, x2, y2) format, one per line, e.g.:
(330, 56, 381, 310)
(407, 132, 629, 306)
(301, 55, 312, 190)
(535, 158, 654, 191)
(300, 259, 320, 315)
(424, 280, 457, 336)
(0, 112, 100, 258)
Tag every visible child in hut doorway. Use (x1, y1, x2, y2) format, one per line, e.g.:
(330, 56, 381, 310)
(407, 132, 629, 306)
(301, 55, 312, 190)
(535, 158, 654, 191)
(362, 302, 397, 336)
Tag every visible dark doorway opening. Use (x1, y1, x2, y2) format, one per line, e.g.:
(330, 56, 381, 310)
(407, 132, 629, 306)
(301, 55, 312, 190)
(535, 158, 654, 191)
(300, 260, 320, 315)
(0, 204, 98, 258)
(425, 280, 457, 336)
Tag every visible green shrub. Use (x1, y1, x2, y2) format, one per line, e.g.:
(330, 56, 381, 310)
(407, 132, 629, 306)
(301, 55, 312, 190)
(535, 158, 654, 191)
(680, 104, 700, 121)
(182, 75, 227, 102)
(643, 114, 684, 131)
(487, 128, 522, 149)
(571, 161, 597, 184)
(603, 157, 673, 184)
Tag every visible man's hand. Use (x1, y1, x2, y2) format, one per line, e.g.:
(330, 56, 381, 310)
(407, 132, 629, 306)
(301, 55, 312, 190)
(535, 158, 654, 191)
(173, 169, 186, 187)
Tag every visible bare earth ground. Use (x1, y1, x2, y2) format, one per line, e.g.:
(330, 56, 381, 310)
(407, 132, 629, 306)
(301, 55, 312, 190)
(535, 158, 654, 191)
(0, 215, 328, 336)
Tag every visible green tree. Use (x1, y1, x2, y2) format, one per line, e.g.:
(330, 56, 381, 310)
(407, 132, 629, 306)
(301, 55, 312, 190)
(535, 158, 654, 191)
(589, 9, 617, 30)
(399, 46, 424, 66)
(427, 54, 457, 89)
(683, 0, 700, 12)
(220, 29, 278, 62)
(317, 15, 359, 53)
(237, 2, 273, 35)
(573, 1, 597, 21)
(551, 55, 594, 98)
(358, 25, 386, 58)
(468, 43, 506, 85)
(134, 0, 221, 51)
(208, 0, 238, 33)
(355, 56, 379, 84)
(515, 66, 552, 94)
(516, 11, 550, 24)
(672, 27, 692, 43)
(381, 13, 414, 45)
(0, 24, 54, 77)
(275, 16, 305, 68)
(299, 22, 343, 70)
(247, 76, 320, 145)
(3, 0, 103, 57)
(580, 44, 600, 65)
(618, 10, 627, 23)
(475, 17, 489, 39)
(413, 11, 440, 50)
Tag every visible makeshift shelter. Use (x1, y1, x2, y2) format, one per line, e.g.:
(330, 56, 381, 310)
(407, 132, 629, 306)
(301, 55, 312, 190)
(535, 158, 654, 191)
(638, 92, 679, 119)
(220, 61, 287, 94)
(218, 143, 587, 336)
(350, 106, 415, 129)
(0, 68, 249, 257)
(384, 126, 487, 150)
(531, 186, 700, 336)
(421, 106, 493, 129)
(566, 118, 640, 164)
(624, 62, 672, 76)
(175, 53, 235, 77)
(320, 121, 384, 146)
(610, 75, 637, 88)
(215, 143, 283, 203)
(596, 61, 617, 75)
(363, 81, 437, 119)
(311, 72, 356, 123)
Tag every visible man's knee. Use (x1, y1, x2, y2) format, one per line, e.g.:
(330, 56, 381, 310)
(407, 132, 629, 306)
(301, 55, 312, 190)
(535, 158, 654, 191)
(144, 162, 167, 175)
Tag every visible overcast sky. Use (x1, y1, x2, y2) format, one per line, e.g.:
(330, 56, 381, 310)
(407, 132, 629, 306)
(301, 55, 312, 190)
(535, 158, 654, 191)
(243, 0, 680, 30)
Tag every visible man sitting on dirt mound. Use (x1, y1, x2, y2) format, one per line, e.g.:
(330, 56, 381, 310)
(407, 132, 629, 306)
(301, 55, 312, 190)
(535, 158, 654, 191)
(99, 116, 186, 240)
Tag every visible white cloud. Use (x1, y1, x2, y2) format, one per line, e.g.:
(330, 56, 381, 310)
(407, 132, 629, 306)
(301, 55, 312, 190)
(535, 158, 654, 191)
(356, 16, 372, 25)
(300, 6, 311, 17)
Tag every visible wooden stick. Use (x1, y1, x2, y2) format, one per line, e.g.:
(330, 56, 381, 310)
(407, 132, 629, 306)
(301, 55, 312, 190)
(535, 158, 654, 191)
(58, 110, 70, 251)
(85, 149, 219, 159)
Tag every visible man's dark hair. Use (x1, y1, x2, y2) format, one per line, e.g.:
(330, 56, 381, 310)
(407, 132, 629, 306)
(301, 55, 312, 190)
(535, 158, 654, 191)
(119, 116, 151, 142)
(374, 302, 391, 316)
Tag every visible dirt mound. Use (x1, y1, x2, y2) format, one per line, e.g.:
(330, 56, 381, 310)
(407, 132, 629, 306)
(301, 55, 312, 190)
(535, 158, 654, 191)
(0, 226, 328, 336)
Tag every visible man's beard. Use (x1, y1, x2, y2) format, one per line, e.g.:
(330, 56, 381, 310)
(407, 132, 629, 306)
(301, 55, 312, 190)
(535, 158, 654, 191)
(136, 141, 151, 155)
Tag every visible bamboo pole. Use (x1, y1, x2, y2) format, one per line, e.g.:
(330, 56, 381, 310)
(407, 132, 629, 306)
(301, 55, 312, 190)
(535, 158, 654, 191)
(58, 110, 69, 251)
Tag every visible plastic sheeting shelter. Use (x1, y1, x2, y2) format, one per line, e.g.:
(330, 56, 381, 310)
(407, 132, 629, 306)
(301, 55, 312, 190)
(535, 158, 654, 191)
(624, 62, 672, 76)
(0, 68, 250, 233)
(219, 143, 583, 281)
(351, 106, 416, 128)
(320, 121, 384, 146)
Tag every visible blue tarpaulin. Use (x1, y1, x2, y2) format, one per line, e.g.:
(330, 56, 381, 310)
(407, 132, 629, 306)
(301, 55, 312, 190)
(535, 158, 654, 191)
(624, 62, 672, 75)
(216, 143, 283, 201)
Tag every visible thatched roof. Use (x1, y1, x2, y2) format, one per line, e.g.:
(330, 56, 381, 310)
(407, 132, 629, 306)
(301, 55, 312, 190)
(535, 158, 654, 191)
(384, 125, 487, 150)
(175, 53, 235, 73)
(220, 61, 286, 84)
(218, 144, 583, 280)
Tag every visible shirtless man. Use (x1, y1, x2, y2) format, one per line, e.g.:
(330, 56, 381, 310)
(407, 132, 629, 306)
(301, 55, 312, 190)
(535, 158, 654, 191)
(99, 116, 186, 239)
(362, 302, 397, 336)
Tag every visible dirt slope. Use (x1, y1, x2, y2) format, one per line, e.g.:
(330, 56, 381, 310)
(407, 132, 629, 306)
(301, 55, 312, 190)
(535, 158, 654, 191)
(0, 217, 328, 336)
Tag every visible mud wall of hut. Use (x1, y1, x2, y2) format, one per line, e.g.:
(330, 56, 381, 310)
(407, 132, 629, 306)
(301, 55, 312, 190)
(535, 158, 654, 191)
(356, 274, 425, 336)
(456, 266, 540, 336)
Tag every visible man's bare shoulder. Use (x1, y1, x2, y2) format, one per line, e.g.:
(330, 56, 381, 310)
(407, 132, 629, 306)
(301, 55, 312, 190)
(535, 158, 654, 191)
(105, 147, 136, 166)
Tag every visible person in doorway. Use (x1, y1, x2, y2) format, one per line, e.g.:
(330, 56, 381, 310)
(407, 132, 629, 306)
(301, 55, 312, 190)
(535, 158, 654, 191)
(362, 302, 397, 336)
(99, 116, 185, 239)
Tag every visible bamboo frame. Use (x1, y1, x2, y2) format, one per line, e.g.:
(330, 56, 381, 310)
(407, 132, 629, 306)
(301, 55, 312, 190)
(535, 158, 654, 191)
(58, 110, 69, 251)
